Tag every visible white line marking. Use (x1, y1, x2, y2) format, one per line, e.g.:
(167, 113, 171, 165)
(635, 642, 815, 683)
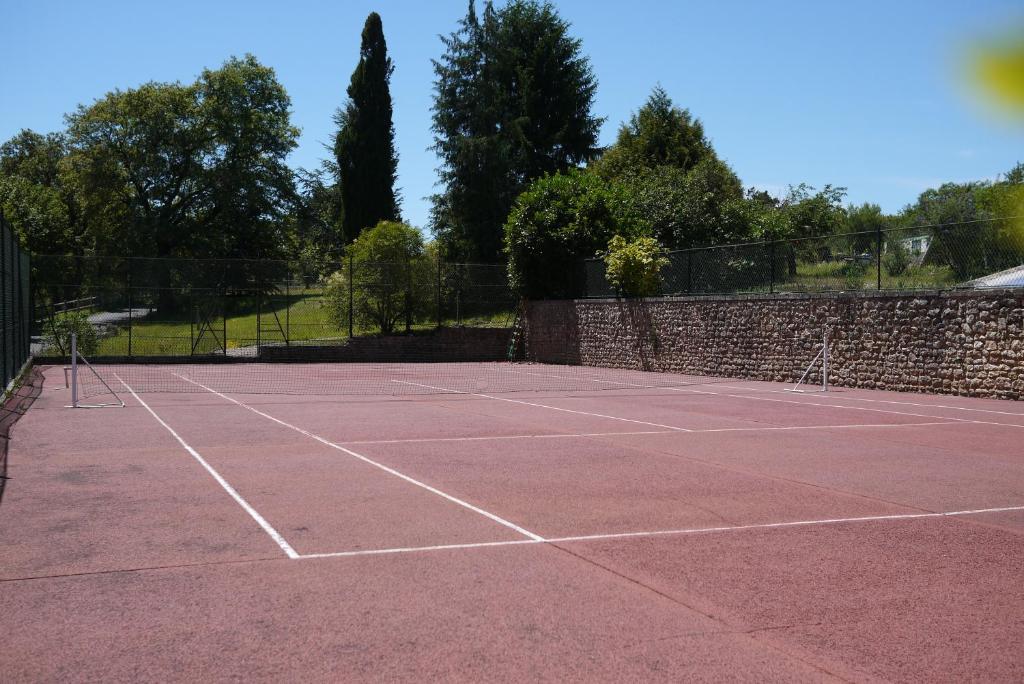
(172, 374, 545, 542)
(115, 375, 299, 559)
(392, 380, 694, 432)
(296, 504, 1024, 559)
(711, 383, 1024, 419)
(339, 421, 961, 446)
(542, 372, 1018, 429)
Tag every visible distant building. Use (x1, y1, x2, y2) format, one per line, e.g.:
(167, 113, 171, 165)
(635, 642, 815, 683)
(899, 235, 931, 264)
(965, 264, 1024, 288)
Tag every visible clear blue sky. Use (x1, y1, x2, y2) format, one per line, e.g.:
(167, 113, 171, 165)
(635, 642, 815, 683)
(2, 0, 1022, 233)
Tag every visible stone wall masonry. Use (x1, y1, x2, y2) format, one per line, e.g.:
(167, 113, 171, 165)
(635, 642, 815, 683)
(524, 290, 1024, 400)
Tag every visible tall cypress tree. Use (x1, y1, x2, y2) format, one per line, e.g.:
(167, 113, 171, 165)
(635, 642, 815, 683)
(335, 12, 400, 243)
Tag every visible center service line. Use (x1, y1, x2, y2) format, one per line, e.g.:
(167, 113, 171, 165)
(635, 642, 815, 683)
(171, 374, 545, 543)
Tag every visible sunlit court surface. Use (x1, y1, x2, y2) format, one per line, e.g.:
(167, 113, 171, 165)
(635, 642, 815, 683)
(2, 362, 1023, 681)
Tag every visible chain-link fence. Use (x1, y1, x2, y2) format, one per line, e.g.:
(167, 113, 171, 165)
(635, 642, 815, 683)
(31, 254, 516, 359)
(1, 212, 31, 390)
(585, 220, 1024, 297)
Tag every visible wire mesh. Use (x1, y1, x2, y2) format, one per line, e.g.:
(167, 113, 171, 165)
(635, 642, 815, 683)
(584, 221, 1024, 297)
(1, 212, 31, 391)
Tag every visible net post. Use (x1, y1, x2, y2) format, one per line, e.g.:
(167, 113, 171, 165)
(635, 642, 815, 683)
(876, 225, 883, 290)
(70, 332, 78, 408)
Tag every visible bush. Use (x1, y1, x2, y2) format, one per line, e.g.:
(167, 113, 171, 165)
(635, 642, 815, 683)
(43, 310, 98, 355)
(505, 170, 642, 299)
(603, 235, 668, 297)
(325, 221, 434, 334)
(883, 241, 910, 276)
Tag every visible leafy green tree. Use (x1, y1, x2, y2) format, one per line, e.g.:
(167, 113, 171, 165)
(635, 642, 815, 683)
(592, 87, 713, 179)
(334, 12, 400, 243)
(326, 221, 432, 334)
(603, 235, 668, 297)
(66, 55, 299, 263)
(844, 203, 889, 254)
(505, 171, 640, 298)
(431, 0, 601, 262)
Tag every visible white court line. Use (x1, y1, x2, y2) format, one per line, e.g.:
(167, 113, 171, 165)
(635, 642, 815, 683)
(544, 372, 1016, 429)
(115, 375, 299, 559)
(340, 421, 961, 446)
(297, 504, 1024, 559)
(711, 383, 1024, 420)
(172, 373, 545, 542)
(392, 380, 694, 432)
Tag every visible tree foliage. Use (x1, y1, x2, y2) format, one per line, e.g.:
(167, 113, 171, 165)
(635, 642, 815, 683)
(431, 0, 601, 262)
(603, 235, 668, 297)
(334, 12, 400, 243)
(592, 86, 714, 179)
(325, 221, 432, 334)
(65, 55, 299, 262)
(504, 170, 640, 299)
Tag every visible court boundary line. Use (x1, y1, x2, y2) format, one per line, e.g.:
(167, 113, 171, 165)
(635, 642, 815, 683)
(392, 380, 694, 431)
(711, 383, 1024, 419)
(339, 420, 963, 446)
(172, 373, 545, 543)
(115, 375, 299, 559)
(296, 504, 1024, 560)
(526, 370, 1021, 429)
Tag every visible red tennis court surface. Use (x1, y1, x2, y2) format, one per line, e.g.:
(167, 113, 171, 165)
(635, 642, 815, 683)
(2, 363, 1023, 681)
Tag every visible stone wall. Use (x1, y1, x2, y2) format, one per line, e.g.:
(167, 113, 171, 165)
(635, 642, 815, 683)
(524, 290, 1024, 400)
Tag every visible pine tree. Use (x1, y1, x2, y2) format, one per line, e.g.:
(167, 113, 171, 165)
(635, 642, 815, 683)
(431, 1, 601, 262)
(335, 12, 400, 244)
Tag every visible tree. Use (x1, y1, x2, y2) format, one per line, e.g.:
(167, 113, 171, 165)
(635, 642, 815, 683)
(592, 86, 714, 179)
(431, 0, 601, 262)
(504, 170, 640, 299)
(65, 55, 299, 264)
(334, 12, 400, 244)
(844, 203, 889, 254)
(325, 221, 432, 334)
(592, 88, 748, 249)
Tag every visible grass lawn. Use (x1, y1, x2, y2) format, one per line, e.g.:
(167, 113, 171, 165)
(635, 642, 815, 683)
(87, 293, 515, 356)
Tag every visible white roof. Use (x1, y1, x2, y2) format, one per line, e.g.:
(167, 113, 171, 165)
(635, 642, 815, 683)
(966, 264, 1024, 288)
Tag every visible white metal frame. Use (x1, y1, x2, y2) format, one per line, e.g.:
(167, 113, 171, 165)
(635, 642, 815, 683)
(788, 329, 829, 393)
(67, 333, 125, 408)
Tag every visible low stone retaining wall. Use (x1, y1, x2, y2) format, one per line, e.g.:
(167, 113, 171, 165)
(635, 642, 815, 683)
(259, 327, 511, 363)
(524, 290, 1024, 400)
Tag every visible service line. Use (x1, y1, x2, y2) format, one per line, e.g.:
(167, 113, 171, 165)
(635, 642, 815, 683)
(171, 373, 545, 543)
(297, 504, 1024, 560)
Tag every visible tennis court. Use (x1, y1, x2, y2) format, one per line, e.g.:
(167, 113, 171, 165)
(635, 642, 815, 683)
(2, 362, 1024, 680)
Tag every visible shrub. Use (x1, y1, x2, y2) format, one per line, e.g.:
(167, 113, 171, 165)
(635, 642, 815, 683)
(603, 235, 668, 297)
(883, 241, 910, 276)
(325, 221, 434, 334)
(43, 310, 98, 355)
(505, 170, 642, 299)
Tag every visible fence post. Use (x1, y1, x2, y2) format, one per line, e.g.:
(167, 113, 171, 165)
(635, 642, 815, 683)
(126, 268, 133, 357)
(222, 288, 228, 357)
(436, 253, 442, 329)
(347, 253, 354, 338)
(686, 251, 693, 294)
(768, 241, 775, 294)
(14, 233, 22, 367)
(1, 221, 9, 386)
(876, 224, 883, 290)
(285, 277, 290, 345)
(189, 288, 195, 355)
